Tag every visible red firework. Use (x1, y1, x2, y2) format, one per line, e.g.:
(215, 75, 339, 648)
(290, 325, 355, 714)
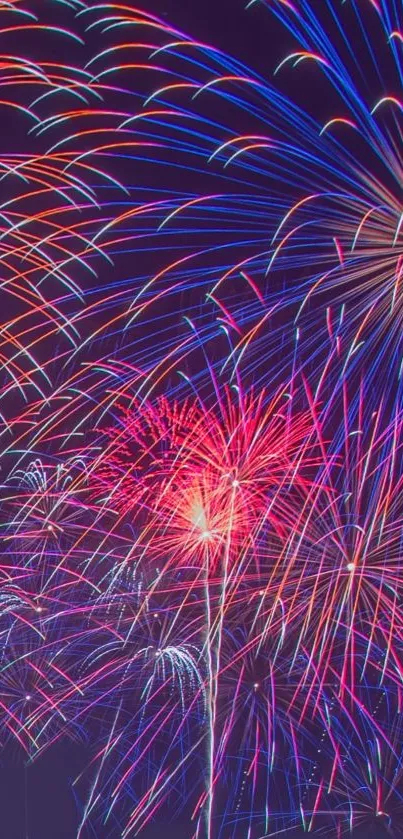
(94, 384, 315, 578)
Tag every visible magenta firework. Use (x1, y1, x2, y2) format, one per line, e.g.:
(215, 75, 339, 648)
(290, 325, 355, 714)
(0, 1, 403, 838)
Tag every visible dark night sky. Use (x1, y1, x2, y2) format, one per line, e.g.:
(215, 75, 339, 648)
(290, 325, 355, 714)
(150, 0, 293, 80)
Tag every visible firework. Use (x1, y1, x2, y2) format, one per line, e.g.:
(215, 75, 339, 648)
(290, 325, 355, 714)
(0, 2, 402, 838)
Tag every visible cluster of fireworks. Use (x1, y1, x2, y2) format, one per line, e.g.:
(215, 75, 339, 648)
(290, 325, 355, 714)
(1, 0, 403, 836)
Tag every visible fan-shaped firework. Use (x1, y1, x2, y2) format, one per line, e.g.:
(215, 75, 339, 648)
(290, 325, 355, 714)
(49, 0, 401, 402)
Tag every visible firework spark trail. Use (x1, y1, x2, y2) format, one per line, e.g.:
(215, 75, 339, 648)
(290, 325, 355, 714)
(89, 377, 328, 836)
